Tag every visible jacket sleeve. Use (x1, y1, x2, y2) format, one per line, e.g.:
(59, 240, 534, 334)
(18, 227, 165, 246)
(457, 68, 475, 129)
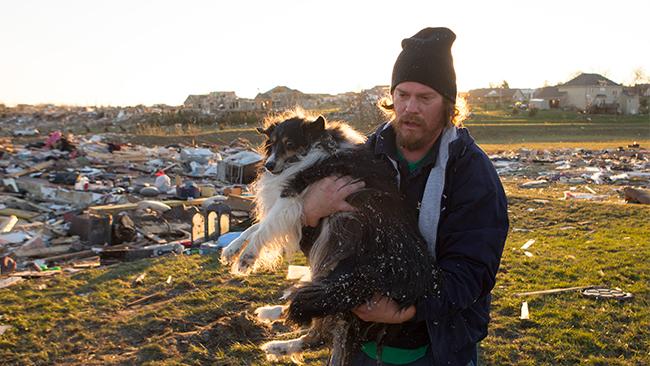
(414, 149, 509, 321)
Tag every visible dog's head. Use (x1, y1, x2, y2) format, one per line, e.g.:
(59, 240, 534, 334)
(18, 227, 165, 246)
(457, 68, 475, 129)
(257, 115, 326, 174)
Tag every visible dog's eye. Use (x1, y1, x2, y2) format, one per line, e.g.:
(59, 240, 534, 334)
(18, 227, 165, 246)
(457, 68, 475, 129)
(286, 141, 295, 149)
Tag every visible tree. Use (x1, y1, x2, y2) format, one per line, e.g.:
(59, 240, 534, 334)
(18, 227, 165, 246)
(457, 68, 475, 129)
(500, 80, 510, 89)
(632, 67, 649, 85)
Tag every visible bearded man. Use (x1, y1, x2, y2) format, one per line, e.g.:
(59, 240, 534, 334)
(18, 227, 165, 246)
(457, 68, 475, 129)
(302, 27, 509, 366)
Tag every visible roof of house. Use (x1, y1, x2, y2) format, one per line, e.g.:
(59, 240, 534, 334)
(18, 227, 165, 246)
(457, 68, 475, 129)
(255, 86, 305, 99)
(562, 73, 620, 87)
(467, 88, 521, 99)
(533, 86, 566, 99)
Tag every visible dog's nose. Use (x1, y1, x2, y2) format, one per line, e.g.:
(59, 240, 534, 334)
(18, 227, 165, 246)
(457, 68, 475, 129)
(264, 161, 276, 171)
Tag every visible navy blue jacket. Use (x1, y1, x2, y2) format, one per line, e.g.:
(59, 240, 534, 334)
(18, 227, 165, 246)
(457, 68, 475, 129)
(367, 124, 509, 366)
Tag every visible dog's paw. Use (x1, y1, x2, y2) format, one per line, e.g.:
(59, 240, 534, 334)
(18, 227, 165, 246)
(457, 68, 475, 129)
(231, 252, 256, 275)
(219, 238, 246, 264)
(255, 305, 288, 323)
(261, 338, 304, 360)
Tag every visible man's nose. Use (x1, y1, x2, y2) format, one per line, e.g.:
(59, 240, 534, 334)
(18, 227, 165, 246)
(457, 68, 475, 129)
(405, 97, 419, 113)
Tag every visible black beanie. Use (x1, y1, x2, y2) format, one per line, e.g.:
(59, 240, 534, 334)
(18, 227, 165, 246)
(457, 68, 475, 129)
(391, 27, 457, 102)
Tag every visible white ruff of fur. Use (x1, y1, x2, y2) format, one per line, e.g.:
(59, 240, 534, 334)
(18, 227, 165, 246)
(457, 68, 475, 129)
(249, 150, 328, 268)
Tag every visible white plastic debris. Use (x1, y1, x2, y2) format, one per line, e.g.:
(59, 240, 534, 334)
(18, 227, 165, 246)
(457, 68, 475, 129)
(154, 173, 171, 192)
(520, 180, 548, 188)
(137, 200, 172, 213)
(520, 301, 530, 319)
(521, 239, 535, 250)
(563, 191, 608, 201)
(524, 251, 534, 257)
(181, 148, 215, 164)
(608, 173, 629, 182)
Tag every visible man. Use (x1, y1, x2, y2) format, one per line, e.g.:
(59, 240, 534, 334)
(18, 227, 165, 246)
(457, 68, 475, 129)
(303, 27, 509, 366)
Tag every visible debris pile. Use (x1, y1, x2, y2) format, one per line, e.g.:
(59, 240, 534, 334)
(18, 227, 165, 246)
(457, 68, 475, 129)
(489, 144, 650, 201)
(0, 131, 263, 288)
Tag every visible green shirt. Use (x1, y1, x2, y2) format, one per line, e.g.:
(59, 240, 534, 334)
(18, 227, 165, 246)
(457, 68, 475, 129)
(361, 341, 429, 364)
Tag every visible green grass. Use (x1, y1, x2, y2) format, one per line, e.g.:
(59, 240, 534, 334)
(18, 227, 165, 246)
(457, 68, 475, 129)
(120, 108, 649, 147)
(0, 181, 648, 365)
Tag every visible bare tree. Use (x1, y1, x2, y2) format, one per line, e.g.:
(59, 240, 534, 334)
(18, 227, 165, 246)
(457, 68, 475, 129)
(632, 67, 649, 85)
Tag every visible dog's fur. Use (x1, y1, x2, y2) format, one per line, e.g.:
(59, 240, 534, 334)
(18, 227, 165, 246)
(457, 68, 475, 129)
(221, 110, 441, 365)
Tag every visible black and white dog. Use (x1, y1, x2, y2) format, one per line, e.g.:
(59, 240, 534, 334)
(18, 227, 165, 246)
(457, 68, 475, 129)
(220, 111, 440, 365)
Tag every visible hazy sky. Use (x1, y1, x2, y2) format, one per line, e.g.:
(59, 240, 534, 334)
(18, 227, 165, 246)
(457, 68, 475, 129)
(1, 0, 649, 106)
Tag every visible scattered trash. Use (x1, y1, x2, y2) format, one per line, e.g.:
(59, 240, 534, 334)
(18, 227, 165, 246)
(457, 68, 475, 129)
(563, 191, 608, 201)
(520, 180, 549, 188)
(489, 146, 650, 202)
(581, 286, 633, 300)
(521, 239, 535, 250)
(0, 277, 24, 289)
(133, 272, 146, 286)
(520, 301, 530, 320)
(0, 325, 12, 336)
(515, 285, 594, 297)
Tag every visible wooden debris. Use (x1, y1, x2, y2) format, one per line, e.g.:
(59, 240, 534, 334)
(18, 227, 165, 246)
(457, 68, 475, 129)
(8, 160, 55, 178)
(0, 277, 24, 289)
(88, 197, 211, 215)
(71, 256, 101, 268)
(0, 215, 18, 233)
(14, 245, 72, 258)
(515, 285, 594, 297)
(0, 208, 40, 220)
(133, 272, 146, 286)
(125, 292, 163, 307)
(10, 270, 61, 278)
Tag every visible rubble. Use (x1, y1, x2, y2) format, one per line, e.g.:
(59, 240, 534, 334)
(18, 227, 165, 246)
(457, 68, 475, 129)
(2, 123, 646, 290)
(0, 130, 260, 285)
(489, 145, 650, 201)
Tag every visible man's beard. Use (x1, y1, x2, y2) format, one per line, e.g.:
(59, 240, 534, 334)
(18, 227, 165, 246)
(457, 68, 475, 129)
(395, 113, 442, 151)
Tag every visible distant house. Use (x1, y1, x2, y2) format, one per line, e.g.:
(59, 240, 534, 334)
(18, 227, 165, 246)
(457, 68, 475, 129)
(183, 91, 257, 113)
(531, 86, 567, 109)
(620, 88, 640, 115)
(467, 88, 526, 105)
(557, 73, 626, 113)
(361, 85, 390, 103)
(254, 86, 317, 111)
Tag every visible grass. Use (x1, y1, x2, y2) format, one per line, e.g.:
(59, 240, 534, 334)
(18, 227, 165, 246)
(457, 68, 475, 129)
(2, 112, 649, 365)
(0, 180, 648, 365)
(121, 108, 649, 147)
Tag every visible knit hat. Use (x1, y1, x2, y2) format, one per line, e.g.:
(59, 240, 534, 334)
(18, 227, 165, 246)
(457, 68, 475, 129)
(391, 27, 457, 102)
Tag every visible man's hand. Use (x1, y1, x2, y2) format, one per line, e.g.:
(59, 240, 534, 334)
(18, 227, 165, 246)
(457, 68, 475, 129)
(352, 294, 416, 324)
(302, 176, 365, 227)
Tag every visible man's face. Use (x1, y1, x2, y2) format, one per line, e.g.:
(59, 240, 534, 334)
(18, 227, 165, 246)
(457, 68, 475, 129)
(392, 81, 446, 151)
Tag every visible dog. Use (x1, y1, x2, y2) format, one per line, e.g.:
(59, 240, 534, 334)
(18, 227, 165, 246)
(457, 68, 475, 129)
(220, 110, 441, 365)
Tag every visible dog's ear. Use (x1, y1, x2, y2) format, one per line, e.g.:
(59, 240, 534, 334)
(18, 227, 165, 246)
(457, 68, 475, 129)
(306, 116, 326, 135)
(257, 125, 274, 136)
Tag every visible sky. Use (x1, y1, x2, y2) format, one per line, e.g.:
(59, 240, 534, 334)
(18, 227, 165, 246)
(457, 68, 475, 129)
(1, 0, 649, 106)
